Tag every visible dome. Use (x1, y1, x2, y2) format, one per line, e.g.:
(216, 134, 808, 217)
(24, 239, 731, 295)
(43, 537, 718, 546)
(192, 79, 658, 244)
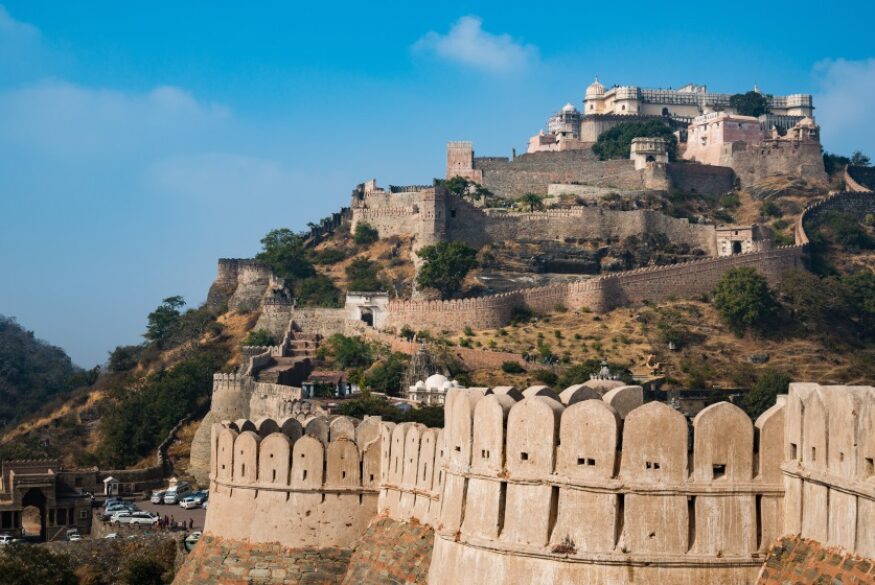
(797, 116, 816, 127)
(561, 102, 577, 113)
(425, 374, 449, 389)
(450, 379, 461, 388)
(441, 381, 453, 390)
(586, 77, 605, 98)
(415, 381, 426, 389)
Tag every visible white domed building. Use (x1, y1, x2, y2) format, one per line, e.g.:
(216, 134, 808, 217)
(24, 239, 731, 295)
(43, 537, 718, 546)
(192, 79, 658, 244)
(407, 374, 463, 406)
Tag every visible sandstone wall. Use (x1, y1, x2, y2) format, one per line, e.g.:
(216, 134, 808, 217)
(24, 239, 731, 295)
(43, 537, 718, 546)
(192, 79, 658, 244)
(287, 308, 347, 337)
(756, 537, 875, 585)
(428, 389, 787, 585)
(205, 416, 383, 549)
(340, 518, 433, 585)
(207, 259, 274, 311)
(782, 383, 875, 559)
(847, 165, 875, 192)
(666, 162, 737, 196)
(721, 140, 827, 186)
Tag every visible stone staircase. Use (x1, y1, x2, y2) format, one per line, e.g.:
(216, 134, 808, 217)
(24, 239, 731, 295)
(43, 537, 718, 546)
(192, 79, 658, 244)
(252, 331, 320, 385)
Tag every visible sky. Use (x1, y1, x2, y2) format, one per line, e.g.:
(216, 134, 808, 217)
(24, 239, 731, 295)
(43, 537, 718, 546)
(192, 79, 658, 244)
(1, 1, 874, 367)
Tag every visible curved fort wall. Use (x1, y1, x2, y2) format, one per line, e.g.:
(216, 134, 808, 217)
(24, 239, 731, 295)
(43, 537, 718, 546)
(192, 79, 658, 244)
(428, 388, 787, 585)
(205, 415, 384, 549)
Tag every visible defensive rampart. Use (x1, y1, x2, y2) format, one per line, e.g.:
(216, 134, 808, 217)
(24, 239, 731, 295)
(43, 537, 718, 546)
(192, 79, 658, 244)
(428, 389, 786, 585)
(205, 415, 384, 549)
(207, 258, 276, 311)
(846, 165, 875, 192)
(720, 140, 826, 186)
(782, 383, 875, 559)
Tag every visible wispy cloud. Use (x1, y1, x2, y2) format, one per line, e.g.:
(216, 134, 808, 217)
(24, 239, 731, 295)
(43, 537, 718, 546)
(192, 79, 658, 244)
(413, 16, 537, 74)
(814, 58, 875, 157)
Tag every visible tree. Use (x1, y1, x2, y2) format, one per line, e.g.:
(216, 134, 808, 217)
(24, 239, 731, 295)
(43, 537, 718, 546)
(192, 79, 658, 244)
(712, 268, 778, 335)
(850, 151, 871, 167)
(729, 91, 771, 117)
(257, 228, 315, 281)
(740, 369, 790, 419)
(364, 353, 409, 396)
(518, 193, 544, 212)
(321, 334, 373, 369)
(144, 296, 185, 346)
(122, 557, 168, 585)
(823, 152, 851, 176)
(416, 241, 478, 299)
(354, 223, 379, 246)
(108, 344, 142, 372)
(592, 119, 678, 161)
(501, 361, 525, 374)
(0, 544, 78, 585)
(345, 257, 383, 292)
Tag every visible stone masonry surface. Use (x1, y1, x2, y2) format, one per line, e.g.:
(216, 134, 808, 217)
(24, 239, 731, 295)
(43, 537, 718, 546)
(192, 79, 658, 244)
(340, 518, 434, 585)
(756, 537, 875, 585)
(172, 536, 351, 585)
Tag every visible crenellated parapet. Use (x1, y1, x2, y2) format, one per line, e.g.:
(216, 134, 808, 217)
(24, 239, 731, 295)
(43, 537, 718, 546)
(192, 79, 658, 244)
(782, 383, 875, 559)
(205, 415, 385, 549)
(428, 388, 787, 585)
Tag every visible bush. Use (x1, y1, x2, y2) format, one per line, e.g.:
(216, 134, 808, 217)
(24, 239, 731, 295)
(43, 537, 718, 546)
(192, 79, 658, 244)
(532, 369, 558, 385)
(761, 200, 782, 218)
(241, 329, 276, 347)
(345, 257, 383, 292)
(740, 369, 790, 419)
(322, 334, 373, 369)
(337, 396, 444, 427)
(108, 344, 142, 372)
(820, 211, 873, 251)
(354, 223, 379, 246)
(296, 274, 342, 307)
(592, 119, 678, 161)
(416, 241, 478, 299)
(501, 361, 525, 374)
(364, 353, 408, 396)
(0, 545, 77, 585)
(712, 268, 778, 335)
(312, 247, 347, 265)
(729, 91, 771, 117)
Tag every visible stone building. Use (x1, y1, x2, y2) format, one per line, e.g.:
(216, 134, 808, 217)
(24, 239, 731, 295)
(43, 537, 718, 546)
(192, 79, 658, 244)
(715, 224, 773, 256)
(629, 136, 669, 170)
(407, 374, 462, 406)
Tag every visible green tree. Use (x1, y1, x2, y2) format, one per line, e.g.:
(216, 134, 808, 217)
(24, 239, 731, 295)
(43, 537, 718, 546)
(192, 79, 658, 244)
(364, 353, 409, 396)
(354, 223, 379, 246)
(592, 119, 678, 161)
(518, 193, 544, 212)
(108, 344, 142, 372)
(321, 334, 373, 369)
(416, 241, 478, 299)
(740, 369, 790, 419)
(712, 268, 778, 335)
(297, 274, 342, 307)
(144, 296, 185, 346)
(257, 228, 315, 280)
(850, 151, 871, 166)
(0, 544, 78, 585)
(345, 257, 383, 291)
(241, 329, 276, 347)
(823, 152, 850, 176)
(729, 91, 771, 117)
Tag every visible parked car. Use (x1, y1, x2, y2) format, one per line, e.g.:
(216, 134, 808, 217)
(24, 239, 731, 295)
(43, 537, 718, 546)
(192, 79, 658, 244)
(150, 490, 166, 504)
(163, 483, 192, 505)
(101, 503, 136, 521)
(180, 491, 208, 509)
(183, 531, 202, 553)
(110, 511, 159, 525)
(202, 500, 208, 510)
(0, 534, 14, 546)
(68, 533, 83, 542)
(104, 533, 120, 540)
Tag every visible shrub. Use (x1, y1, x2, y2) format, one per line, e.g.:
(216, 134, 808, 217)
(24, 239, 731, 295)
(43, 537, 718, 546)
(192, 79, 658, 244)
(509, 307, 533, 325)
(354, 223, 379, 246)
(364, 353, 408, 396)
(761, 200, 782, 218)
(729, 91, 771, 117)
(312, 247, 347, 265)
(0, 544, 77, 585)
(740, 369, 790, 419)
(712, 267, 778, 335)
(592, 119, 678, 161)
(241, 329, 276, 347)
(463, 326, 474, 336)
(108, 344, 142, 372)
(532, 369, 558, 385)
(501, 361, 525, 374)
(322, 334, 373, 369)
(345, 257, 383, 292)
(820, 211, 873, 251)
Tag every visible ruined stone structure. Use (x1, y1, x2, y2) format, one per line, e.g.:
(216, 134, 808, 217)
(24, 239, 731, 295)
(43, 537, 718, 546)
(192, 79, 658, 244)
(183, 382, 875, 584)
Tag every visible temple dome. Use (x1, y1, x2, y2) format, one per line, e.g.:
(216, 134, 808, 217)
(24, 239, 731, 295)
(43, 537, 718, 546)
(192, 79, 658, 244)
(586, 77, 605, 98)
(425, 374, 449, 388)
(561, 102, 577, 113)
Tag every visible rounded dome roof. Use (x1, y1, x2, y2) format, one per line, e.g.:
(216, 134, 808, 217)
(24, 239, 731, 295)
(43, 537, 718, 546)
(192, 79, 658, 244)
(425, 374, 449, 388)
(586, 77, 605, 98)
(561, 102, 577, 113)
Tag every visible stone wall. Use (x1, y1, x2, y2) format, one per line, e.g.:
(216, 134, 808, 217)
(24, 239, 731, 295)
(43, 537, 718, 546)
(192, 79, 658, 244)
(782, 383, 875, 559)
(847, 165, 875, 192)
(207, 259, 275, 311)
(205, 416, 383, 549)
(427, 389, 787, 585)
(359, 328, 527, 369)
(720, 140, 827, 186)
(666, 162, 737, 196)
(756, 537, 875, 585)
(172, 536, 351, 585)
(473, 150, 647, 198)
(340, 518, 434, 585)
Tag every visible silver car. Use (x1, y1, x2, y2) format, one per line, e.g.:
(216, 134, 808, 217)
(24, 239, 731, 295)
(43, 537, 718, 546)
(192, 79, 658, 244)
(111, 511, 159, 525)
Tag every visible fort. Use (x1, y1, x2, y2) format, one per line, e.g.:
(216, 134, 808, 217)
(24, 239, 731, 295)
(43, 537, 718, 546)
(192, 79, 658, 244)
(174, 382, 875, 584)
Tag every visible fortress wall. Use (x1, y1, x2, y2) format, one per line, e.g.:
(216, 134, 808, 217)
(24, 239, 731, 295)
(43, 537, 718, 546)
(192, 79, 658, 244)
(428, 389, 787, 585)
(248, 382, 303, 421)
(205, 416, 383, 549)
(378, 423, 445, 527)
(720, 140, 827, 186)
(781, 383, 875, 559)
(358, 328, 526, 369)
(289, 308, 347, 337)
(846, 165, 875, 192)
(666, 162, 737, 197)
(254, 302, 294, 339)
(207, 258, 273, 310)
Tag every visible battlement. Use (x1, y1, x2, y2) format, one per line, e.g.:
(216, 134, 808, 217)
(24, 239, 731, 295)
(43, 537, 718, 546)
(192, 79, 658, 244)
(429, 389, 787, 584)
(205, 415, 384, 548)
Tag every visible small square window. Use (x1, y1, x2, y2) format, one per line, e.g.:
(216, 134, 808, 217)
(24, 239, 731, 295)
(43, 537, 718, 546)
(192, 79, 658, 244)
(712, 464, 726, 479)
(520, 452, 529, 461)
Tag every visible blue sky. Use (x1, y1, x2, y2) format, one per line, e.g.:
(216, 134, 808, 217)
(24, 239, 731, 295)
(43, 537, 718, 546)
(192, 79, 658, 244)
(1, 1, 874, 367)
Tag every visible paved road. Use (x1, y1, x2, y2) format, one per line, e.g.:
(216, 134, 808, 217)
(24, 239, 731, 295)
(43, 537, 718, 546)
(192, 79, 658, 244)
(138, 500, 206, 531)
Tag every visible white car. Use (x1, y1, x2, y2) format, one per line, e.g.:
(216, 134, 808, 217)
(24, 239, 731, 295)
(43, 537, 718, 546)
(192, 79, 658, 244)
(0, 534, 14, 546)
(179, 496, 201, 510)
(104, 533, 120, 540)
(68, 533, 82, 542)
(150, 490, 166, 504)
(111, 511, 159, 525)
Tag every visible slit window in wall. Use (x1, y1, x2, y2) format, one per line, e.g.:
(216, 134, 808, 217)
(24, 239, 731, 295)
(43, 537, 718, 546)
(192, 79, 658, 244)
(303, 470, 308, 481)
(423, 464, 428, 481)
(712, 464, 726, 480)
(454, 446, 461, 453)
(272, 470, 277, 482)
(342, 471, 346, 479)
(811, 447, 816, 462)
(865, 458, 874, 478)
(790, 443, 798, 459)
(839, 452, 845, 463)
(645, 461, 661, 470)
(241, 464, 246, 477)
(520, 452, 529, 461)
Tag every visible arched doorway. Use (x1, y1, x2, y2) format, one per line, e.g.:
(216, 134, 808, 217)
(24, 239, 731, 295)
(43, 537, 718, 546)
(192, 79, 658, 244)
(359, 308, 374, 327)
(21, 489, 47, 541)
(732, 241, 743, 255)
